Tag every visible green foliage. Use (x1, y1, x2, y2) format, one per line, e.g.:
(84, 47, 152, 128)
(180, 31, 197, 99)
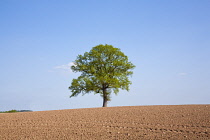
(6, 110, 18, 113)
(0, 110, 18, 113)
(0, 110, 32, 113)
(69, 44, 135, 105)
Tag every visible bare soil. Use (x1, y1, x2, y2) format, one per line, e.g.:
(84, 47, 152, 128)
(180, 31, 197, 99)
(0, 105, 209, 140)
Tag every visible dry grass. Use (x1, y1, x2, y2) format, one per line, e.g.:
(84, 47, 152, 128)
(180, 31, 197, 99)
(0, 105, 209, 139)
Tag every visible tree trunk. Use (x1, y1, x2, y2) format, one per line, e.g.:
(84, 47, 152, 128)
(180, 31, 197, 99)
(102, 86, 108, 107)
(103, 96, 108, 107)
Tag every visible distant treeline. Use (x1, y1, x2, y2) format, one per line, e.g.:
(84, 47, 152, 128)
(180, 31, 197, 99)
(0, 110, 33, 113)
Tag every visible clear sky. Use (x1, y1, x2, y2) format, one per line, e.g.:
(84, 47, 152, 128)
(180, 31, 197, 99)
(0, 0, 210, 111)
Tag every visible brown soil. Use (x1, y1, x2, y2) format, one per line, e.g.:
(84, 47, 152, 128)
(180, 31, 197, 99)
(0, 105, 209, 140)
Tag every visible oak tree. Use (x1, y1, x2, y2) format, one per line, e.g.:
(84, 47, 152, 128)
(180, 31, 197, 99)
(69, 44, 135, 107)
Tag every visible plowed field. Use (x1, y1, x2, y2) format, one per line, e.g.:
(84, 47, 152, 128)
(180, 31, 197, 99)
(0, 105, 209, 140)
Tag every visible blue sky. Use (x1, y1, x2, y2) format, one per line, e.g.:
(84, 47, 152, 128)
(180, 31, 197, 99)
(0, 0, 209, 111)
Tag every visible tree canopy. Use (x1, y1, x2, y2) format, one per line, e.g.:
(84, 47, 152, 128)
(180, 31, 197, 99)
(69, 44, 135, 107)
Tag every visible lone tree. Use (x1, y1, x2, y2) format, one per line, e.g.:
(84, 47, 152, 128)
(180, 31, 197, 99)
(69, 44, 135, 107)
